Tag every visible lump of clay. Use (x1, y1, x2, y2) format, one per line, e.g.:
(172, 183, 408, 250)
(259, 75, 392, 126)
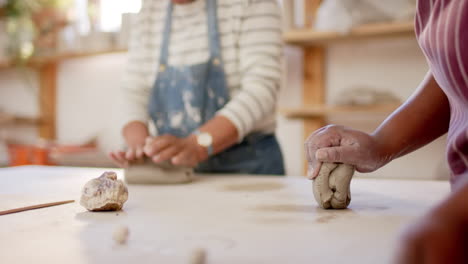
(313, 163, 355, 209)
(80, 171, 128, 211)
(125, 159, 194, 185)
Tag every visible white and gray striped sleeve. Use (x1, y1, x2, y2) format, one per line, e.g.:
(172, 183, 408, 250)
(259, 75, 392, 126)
(119, 0, 154, 129)
(217, 0, 283, 141)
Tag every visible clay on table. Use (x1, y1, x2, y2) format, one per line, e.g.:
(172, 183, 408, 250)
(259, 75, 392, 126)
(80, 171, 128, 211)
(125, 159, 194, 185)
(313, 163, 355, 209)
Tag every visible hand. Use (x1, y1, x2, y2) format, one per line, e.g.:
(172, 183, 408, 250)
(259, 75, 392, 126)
(304, 125, 391, 179)
(109, 121, 148, 167)
(109, 146, 145, 168)
(143, 134, 207, 167)
(394, 176, 468, 263)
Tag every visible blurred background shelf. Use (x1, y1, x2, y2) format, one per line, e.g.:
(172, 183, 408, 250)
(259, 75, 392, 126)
(0, 49, 128, 139)
(283, 21, 415, 45)
(282, 103, 401, 119)
(0, 112, 43, 126)
(0, 49, 128, 70)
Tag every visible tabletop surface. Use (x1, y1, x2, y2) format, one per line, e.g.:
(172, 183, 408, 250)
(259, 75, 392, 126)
(0, 166, 450, 264)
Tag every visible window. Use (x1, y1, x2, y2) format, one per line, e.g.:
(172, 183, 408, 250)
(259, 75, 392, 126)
(100, 0, 142, 32)
(74, 0, 142, 34)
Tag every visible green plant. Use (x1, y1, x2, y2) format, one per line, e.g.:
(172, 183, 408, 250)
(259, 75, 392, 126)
(1, 0, 71, 61)
(1, 0, 41, 18)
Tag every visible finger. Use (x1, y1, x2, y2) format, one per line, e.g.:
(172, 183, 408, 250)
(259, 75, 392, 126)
(135, 146, 144, 159)
(304, 127, 343, 172)
(145, 136, 154, 145)
(315, 145, 361, 165)
(144, 135, 176, 156)
(125, 148, 136, 160)
(109, 152, 123, 167)
(172, 150, 197, 168)
(109, 151, 128, 168)
(307, 162, 322, 180)
(152, 145, 183, 163)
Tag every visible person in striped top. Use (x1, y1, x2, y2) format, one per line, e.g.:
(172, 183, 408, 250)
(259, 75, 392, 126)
(305, 0, 468, 262)
(110, 0, 285, 175)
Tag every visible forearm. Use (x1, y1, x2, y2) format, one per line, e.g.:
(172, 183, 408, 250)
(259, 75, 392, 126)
(372, 72, 450, 160)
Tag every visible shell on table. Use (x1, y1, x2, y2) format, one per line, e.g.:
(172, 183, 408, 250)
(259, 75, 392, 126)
(80, 171, 128, 211)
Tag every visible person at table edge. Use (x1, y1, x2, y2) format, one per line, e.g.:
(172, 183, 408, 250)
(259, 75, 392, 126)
(110, 0, 285, 175)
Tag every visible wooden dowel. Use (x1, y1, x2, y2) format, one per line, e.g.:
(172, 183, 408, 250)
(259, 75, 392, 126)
(0, 200, 75, 216)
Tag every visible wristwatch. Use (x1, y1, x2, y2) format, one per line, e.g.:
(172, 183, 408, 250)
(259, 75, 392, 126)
(193, 130, 214, 156)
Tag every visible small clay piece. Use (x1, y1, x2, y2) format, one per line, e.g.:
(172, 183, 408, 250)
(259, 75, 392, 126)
(313, 163, 355, 209)
(189, 248, 206, 264)
(80, 171, 128, 211)
(125, 159, 194, 185)
(113, 225, 129, 245)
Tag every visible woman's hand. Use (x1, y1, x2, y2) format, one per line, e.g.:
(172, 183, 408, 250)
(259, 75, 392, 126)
(144, 134, 207, 167)
(394, 176, 468, 264)
(304, 125, 391, 179)
(109, 121, 149, 167)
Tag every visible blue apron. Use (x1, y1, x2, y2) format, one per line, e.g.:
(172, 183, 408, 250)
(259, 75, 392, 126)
(148, 0, 285, 175)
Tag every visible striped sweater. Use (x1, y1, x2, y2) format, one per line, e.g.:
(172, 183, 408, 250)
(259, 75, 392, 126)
(416, 0, 468, 184)
(121, 0, 283, 141)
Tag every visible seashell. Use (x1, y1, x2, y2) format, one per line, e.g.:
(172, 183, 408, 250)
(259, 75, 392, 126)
(80, 171, 128, 211)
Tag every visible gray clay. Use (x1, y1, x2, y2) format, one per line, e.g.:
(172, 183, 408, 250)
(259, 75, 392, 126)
(313, 163, 355, 209)
(125, 159, 194, 185)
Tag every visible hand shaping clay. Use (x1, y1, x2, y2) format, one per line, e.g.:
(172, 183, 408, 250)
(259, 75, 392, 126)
(80, 171, 128, 211)
(313, 163, 355, 209)
(124, 159, 194, 185)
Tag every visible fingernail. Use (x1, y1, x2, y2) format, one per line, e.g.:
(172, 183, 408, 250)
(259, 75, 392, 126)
(152, 155, 161, 162)
(316, 150, 326, 160)
(144, 146, 152, 155)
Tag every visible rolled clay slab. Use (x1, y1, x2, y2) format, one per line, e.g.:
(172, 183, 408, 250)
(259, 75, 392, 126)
(313, 163, 355, 209)
(80, 171, 128, 211)
(124, 160, 194, 185)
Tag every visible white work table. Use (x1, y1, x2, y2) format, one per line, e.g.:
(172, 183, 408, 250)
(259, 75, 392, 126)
(0, 166, 450, 264)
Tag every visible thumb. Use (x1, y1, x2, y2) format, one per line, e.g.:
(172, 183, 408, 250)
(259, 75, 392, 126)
(315, 146, 358, 165)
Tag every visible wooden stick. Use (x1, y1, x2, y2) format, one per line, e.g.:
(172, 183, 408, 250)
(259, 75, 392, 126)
(0, 200, 75, 216)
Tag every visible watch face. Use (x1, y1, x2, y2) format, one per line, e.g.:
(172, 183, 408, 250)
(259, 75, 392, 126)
(198, 133, 213, 147)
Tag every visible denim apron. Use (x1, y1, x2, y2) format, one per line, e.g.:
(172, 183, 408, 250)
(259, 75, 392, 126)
(148, 0, 285, 175)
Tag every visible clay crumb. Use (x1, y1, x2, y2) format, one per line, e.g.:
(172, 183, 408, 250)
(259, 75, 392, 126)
(113, 225, 129, 245)
(189, 248, 206, 264)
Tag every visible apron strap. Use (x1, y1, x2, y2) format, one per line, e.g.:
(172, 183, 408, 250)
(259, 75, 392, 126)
(206, 0, 222, 60)
(159, 2, 174, 67)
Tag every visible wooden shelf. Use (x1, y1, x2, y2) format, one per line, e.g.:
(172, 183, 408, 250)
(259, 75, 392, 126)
(0, 49, 128, 70)
(282, 103, 401, 119)
(283, 22, 415, 45)
(0, 112, 43, 126)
